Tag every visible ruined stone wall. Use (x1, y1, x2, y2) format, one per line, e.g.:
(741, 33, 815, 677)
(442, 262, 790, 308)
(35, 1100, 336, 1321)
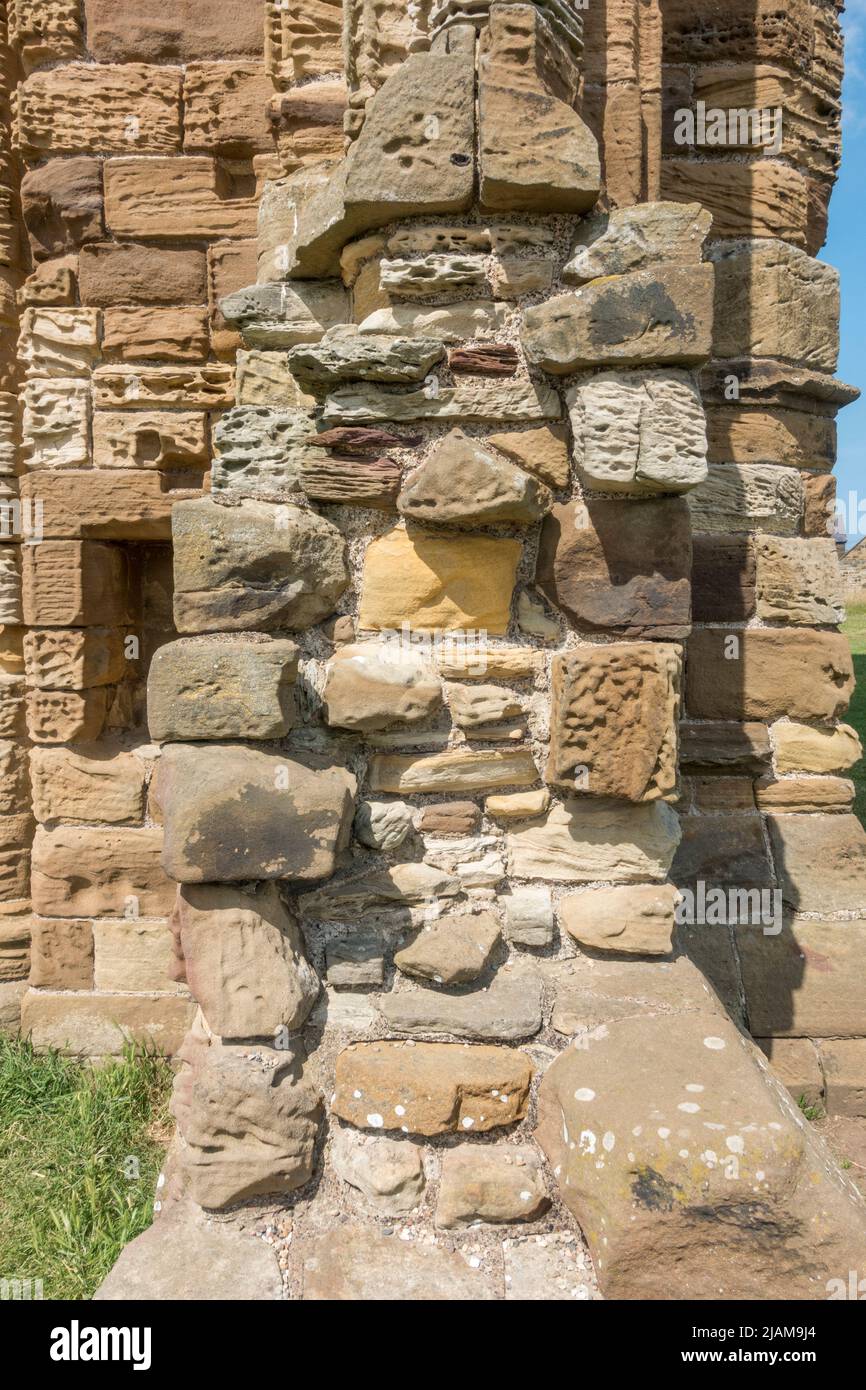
(3, 0, 866, 1301)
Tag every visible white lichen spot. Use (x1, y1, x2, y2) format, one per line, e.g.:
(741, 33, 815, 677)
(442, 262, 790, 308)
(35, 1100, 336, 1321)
(678, 1102, 700, 1114)
(685, 1083, 705, 1093)
(602, 1131, 615, 1152)
(366, 1113, 384, 1128)
(462, 1116, 475, 1129)
(703, 1036, 726, 1051)
(574, 1088, 596, 1102)
(726, 1135, 745, 1155)
(658, 1127, 671, 1139)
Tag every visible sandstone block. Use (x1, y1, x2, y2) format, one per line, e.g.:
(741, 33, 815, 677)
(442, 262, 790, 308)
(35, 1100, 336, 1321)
(148, 637, 298, 742)
(378, 967, 545, 1042)
(210, 405, 315, 499)
(18, 64, 182, 159)
(358, 523, 521, 634)
(560, 884, 678, 955)
(301, 453, 403, 508)
(30, 745, 146, 824)
(93, 919, 176, 992)
(536, 498, 692, 638)
(332, 1041, 532, 1136)
(0, 915, 31, 984)
(767, 814, 866, 914)
(711, 240, 839, 371)
(183, 63, 273, 156)
(104, 158, 257, 240)
(0, 741, 29, 816)
(369, 748, 538, 795)
(547, 644, 681, 802)
(705, 405, 835, 472)
(379, 254, 487, 297)
(84, 0, 265, 62)
(22, 541, 129, 627)
(19, 307, 99, 379)
(415, 801, 480, 835)
(29, 917, 94, 991)
(398, 429, 551, 527)
(102, 307, 209, 364)
(322, 375, 561, 425)
(820, 1040, 866, 1118)
(394, 912, 501, 986)
(172, 497, 348, 633)
(685, 629, 853, 722)
(448, 683, 524, 729)
(564, 201, 711, 283)
(21, 989, 193, 1056)
(78, 243, 207, 307)
(20, 470, 197, 541)
(755, 536, 844, 625)
(9, 0, 84, 70)
(358, 300, 509, 342)
(21, 157, 101, 261)
(326, 931, 385, 988)
(299, 863, 459, 921)
(322, 642, 442, 732)
(771, 721, 862, 774)
(31, 825, 172, 917)
(92, 411, 208, 472)
(661, 159, 809, 245)
(26, 689, 109, 744)
(24, 628, 126, 689)
(235, 350, 317, 408)
(691, 534, 756, 622)
(738, 918, 866, 1038)
(296, 1226, 496, 1301)
(92, 365, 234, 410)
(354, 801, 414, 851)
(502, 887, 554, 947)
(220, 280, 349, 349)
(755, 1038, 824, 1110)
(158, 743, 355, 883)
(208, 240, 258, 355)
(568, 369, 708, 494)
(22, 378, 90, 470)
(331, 1129, 425, 1214)
(288, 328, 445, 384)
(507, 800, 681, 882)
(687, 463, 803, 535)
(437, 1144, 548, 1228)
(753, 775, 854, 814)
(487, 424, 570, 490)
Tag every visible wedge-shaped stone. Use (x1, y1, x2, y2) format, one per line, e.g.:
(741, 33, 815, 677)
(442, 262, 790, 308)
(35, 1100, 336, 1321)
(288, 328, 445, 384)
(17, 63, 181, 158)
(332, 1041, 532, 1136)
(219, 280, 348, 348)
(171, 1026, 321, 1209)
(379, 966, 544, 1041)
(536, 1010, 866, 1298)
(148, 638, 298, 742)
(394, 912, 501, 986)
(173, 883, 317, 1038)
(158, 744, 355, 883)
(560, 884, 678, 956)
(547, 644, 681, 802)
(358, 300, 509, 341)
(359, 522, 521, 634)
(172, 497, 349, 633)
(771, 720, 862, 774)
(507, 800, 681, 882)
(711, 240, 840, 371)
(688, 463, 803, 535)
(369, 748, 538, 795)
(379, 254, 488, 297)
(322, 642, 442, 732)
(323, 375, 561, 425)
(31, 825, 173, 917)
(686, 629, 854, 722)
(398, 428, 552, 527)
(299, 863, 459, 921)
(536, 498, 692, 638)
(564, 202, 711, 283)
(522, 264, 714, 373)
(568, 369, 708, 494)
(488, 424, 570, 490)
(755, 536, 844, 625)
(211, 406, 316, 499)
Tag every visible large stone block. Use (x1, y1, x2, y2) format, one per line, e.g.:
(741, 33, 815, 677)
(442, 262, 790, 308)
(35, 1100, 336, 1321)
(767, 814, 866, 914)
(397, 428, 551, 527)
(358, 522, 521, 635)
(23, 628, 126, 689)
(564, 201, 711, 282)
(172, 497, 349, 633)
(92, 364, 235, 411)
(673, 814, 772, 889)
(661, 159, 810, 245)
(173, 883, 318, 1038)
(567, 369, 707, 494)
(547, 644, 681, 802)
(755, 536, 844, 625)
(739, 918, 866, 1038)
(687, 463, 803, 535)
(322, 375, 561, 425)
(104, 158, 258, 240)
(507, 800, 681, 882)
(31, 826, 173, 917)
(21, 989, 194, 1056)
(102, 307, 209, 364)
(522, 265, 714, 373)
(22, 379, 90, 470)
(686, 629, 853, 722)
(183, 63, 273, 156)
(220, 280, 349, 349)
(30, 745, 146, 825)
(322, 642, 442, 733)
(19, 471, 197, 541)
(22, 541, 130, 627)
(148, 638, 299, 741)
(79, 243, 207, 307)
(84, 0, 265, 62)
(92, 411, 209, 472)
(536, 498, 692, 638)
(158, 744, 355, 883)
(21, 158, 104, 261)
(711, 241, 839, 371)
(17, 64, 182, 158)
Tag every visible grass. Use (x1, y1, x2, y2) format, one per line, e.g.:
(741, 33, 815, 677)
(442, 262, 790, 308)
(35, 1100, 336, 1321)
(0, 1038, 173, 1300)
(843, 600, 866, 827)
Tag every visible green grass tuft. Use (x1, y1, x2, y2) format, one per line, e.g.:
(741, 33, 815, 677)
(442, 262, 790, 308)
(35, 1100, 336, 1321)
(797, 1093, 824, 1123)
(0, 1038, 173, 1300)
(843, 601, 866, 828)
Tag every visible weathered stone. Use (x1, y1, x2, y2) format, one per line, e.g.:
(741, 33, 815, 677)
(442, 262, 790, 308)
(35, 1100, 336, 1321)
(102, 306, 209, 363)
(767, 814, 866, 913)
(22, 379, 90, 470)
(0, 915, 31, 984)
(148, 637, 298, 743)
(680, 721, 773, 774)
(93, 364, 235, 410)
(235, 350, 316, 408)
(568, 370, 708, 494)
(756, 1038, 824, 1110)
(380, 254, 487, 297)
(754, 775, 854, 814)
(536, 499, 692, 638)
(209, 239, 258, 356)
(172, 498, 349, 633)
(173, 883, 317, 1038)
(379, 966, 544, 1042)
(564, 201, 711, 283)
(158, 744, 355, 884)
(18, 63, 181, 159)
(323, 375, 561, 425)
(182, 62, 272, 156)
(288, 328, 444, 384)
(359, 523, 521, 635)
(104, 157, 258, 241)
(755, 536, 844, 625)
(322, 642, 442, 732)
(449, 345, 519, 376)
(26, 689, 109, 745)
(30, 745, 145, 825)
(326, 931, 385, 988)
(219, 280, 349, 348)
(661, 160, 810, 245)
(398, 429, 551, 527)
(269, 78, 347, 171)
(507, 800, 681, 883)
(19, 258, 78, 308)
(331, 1129, 425, 1213)
(307, 426, 418, 455)
(21, 989, 194, 1056)
(685, 629, 853, 722)
(688, 464, 803, 540)
(29, 917, 94, 991)
(738, 918, 866, 1038)
(536, 1009, 866, 1298)
(30, 826, 172, 918)
(711, 240, 839, 372)
(94, 1201, 282, 1302)
(820, 1040, 866, 1118)
(803, 472, 837, 539)
(705, 405, 835, 472)
(93, 412, 207, 476)
(448, 683, 524, 729)
(20, 470, 197, 541)
(369, 748, 537, 795)
(171, 1028, 321, 1209)
(23, 628, 126, 689)
(435, 646, 543, 681)
(21, 158, 104, 261)
(359, 300, 509, 342)
(9, 0, 84, 70)
(492, 257, 555, 300)
(488, 424, 570, 490)
(522, 265, 714, 373)
(354, 800, 414, 851)
(296, 1226, 496, 1300)
(93, 920, 175, 993)
(437, 1144, 548, 1228)
(416, 801, 480, 835)
(692, 534, 756, 622)
(771, 721, 862, 774)
(19, 307, 99, 378)
(502, 886, 554, 947)
(0, 741, 29, 817)
(79, 242, 206, 306)
(84, 0, 265, 62)
(516, 591, 559, 640)
(560, 884, 678, 956)
(22, 541, 129, 627)
(299, 863, 459, 921)
(547, 644, 681, 802)
(395, 912, 501, 986)
(211, 406, 315, 499)
(332, 1040, 533, 1135)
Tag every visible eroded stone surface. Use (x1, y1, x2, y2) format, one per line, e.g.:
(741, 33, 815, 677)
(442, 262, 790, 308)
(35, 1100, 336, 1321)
(507, 800, 681, 882)
(322, 642, 442, 732)
(148, 638, 298, 741)
(568, 370, 708, 494)
(560, 884, 679, 955)
(564, 202, 711, 283)
(398, 429, 552, 527)
(331, 1128, 425, 1214)
(436, 1144, 549, 1228)
(394, 912, 501, 986)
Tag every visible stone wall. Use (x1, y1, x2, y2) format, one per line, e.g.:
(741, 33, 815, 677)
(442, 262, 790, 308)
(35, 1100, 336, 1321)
(3, 0, 866, 1301)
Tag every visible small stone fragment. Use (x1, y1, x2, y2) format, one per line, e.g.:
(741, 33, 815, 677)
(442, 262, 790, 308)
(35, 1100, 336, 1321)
(394, 911, 501, 986)
(322, 642, 442, 732)
(436, 1144, 548, 1228)
(331, 1128, 425, 1213)
(560, 884, 679, 956)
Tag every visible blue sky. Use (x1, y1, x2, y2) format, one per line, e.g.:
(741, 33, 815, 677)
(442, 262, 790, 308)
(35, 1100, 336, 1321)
(824, 1, 866, 545)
